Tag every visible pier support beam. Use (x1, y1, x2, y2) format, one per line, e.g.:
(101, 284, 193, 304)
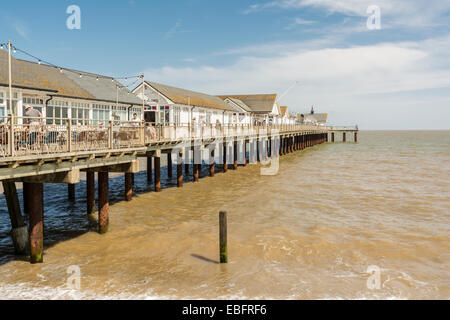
(68, 184, 75, 202)
(125, 172, 133, 201)
(86, 171, 95, 215)
(147, 154, 152, 184)
(29, 183, 43, 264)
(209, 148, 215, 177)
(343, 132, 346, 142)
(2, 181, 29, 256)
(243, 141, 247, 166)
(223, 143, 228, 172)
(167, 153, 173, 179)
(185, 149, 190, 176)
(154, 156, 161, 192)
(354, 132, 358, 143)
(331, 132, 335, 142)
(177, 153, 183, 188)
(23, 182, 31, 215)
(233, 141, 238, 170)
(98, 172, 109, 234)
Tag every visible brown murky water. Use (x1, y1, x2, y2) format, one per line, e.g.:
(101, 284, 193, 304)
(0, 131, 449, 299)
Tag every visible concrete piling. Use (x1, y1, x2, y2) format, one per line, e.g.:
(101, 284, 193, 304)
(86, 171, 95, 215)
(29, 183, 43, 263)
(68, 184, 75, 202)
(154, 156, 161, 192)
(147, 155, 152, 183)
(125, 172, 133, 201)
(3, 181, 29, 255)
(98, 172, 109, 234)
(177, 153, 183, 188)
(167, 153, 173, 179)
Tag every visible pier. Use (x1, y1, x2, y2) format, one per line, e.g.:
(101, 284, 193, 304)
(0, 118, 357, 263)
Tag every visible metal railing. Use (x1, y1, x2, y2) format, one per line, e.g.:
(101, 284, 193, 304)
(0, 115, 328, 159)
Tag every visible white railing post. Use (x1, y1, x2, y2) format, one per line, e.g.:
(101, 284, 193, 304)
(67, 120, 72, 152)
(109, 120, 113, 149)
(8, 114, 14, 156)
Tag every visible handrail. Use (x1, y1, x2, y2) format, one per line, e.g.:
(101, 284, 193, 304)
(0, 116, 332, 159)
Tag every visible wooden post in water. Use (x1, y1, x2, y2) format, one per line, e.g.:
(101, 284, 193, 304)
(29, 183, 43, 263)
(98, 172, 109, 234)
(154, 156, 161, 192)
(86, 171, 95, 215)
(354, 132, 358, 143)
(167, 153, 173, 179)
(331, 132, 335, 142)
(3, 181, 29, 255)
(219, 211, 228, 263)
(125, 172, 133, 201)
(147, 155, 152, 184)
(343, 132, 346, 142)
(194, 147, 200, 182)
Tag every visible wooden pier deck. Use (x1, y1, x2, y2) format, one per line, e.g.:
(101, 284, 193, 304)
(0, 117, 357, 263)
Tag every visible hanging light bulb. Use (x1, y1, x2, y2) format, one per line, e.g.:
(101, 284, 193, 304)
(59, 68, 63, 73)
(38, 60, 41, 65)
(79, 74, 82, 78)
(96, 76, 99, 81)
(0, 44, 3, 50)
(13, 47, 16, 54)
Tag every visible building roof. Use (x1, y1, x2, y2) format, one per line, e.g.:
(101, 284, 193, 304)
(217, 94, 278, 113)
(0, 50, 142, 105)
(144, 81, 231, 111)
(225, 97, 252, 112)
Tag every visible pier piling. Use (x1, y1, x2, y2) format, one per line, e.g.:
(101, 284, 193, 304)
(219, 211, 228, 264)
(147, 154, 152, 183)
(233, 141, 238, 170)
(3, 181, 29, 255)
(167, 153, 173, 179)
(177, 152, 183, 187)
(29, 183, 43, 263)
(209, 148, 215, 177)
(98, 172, 109, 234)
(154, 156, 161, 192)
(68, 183, 75, 202)
(354, 132, 358, 143)
(125, 172, 133, 201)
(223, 143, 228, 172)
(86, 171, 95, 215)
(343, 132, 346, 142)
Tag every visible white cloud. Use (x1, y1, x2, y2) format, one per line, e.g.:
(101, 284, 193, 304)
(284, 17, 316, 30)
(243, 0, 450, 28)
(144, 36, 450, 129)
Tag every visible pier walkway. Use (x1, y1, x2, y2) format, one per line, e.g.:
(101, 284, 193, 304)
(0, 115, 357, 263)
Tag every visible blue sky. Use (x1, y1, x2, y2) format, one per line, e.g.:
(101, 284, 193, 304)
(1, 0, 450, 129)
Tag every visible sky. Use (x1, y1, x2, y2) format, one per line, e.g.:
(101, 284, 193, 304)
(1, 0, 449, 129)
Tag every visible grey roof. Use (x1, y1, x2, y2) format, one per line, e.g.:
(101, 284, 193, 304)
(64, 70, 142, 105)
(225, 97, 252, 112)
(144, 81, 232, 111)
(0, 50, 141, 105)
(217, 94, 278, 113)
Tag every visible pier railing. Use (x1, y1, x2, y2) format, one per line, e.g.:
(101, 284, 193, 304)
(0, 115, 328, 159)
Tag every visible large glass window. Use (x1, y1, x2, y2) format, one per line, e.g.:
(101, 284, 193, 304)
(93, 104, 111, 125)
(47, 100, 69, 125)
(71, 102, 90, 125)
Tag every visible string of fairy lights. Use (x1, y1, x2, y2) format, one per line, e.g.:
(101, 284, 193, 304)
(0, 41, 144, 93)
